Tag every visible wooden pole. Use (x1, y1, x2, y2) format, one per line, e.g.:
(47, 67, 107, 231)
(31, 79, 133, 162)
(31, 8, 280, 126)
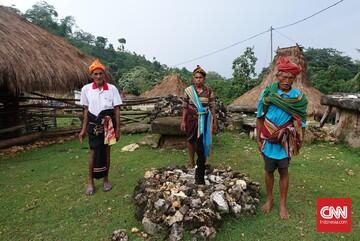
(319, 106, 332, 128)
(270, 26, 273, 62)
(0, 132, 42, 149)
(0, 125, 25, 135)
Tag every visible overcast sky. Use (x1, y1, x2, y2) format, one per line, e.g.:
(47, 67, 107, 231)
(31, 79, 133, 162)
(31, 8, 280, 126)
(1, 0, 359, 77)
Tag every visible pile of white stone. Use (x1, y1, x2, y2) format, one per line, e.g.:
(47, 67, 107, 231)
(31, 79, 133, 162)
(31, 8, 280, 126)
(133, 166, 260, 240)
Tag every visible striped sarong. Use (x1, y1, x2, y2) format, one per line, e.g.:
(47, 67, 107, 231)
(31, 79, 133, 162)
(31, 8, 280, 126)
(260, 117, 302, 158)
(87, 109, 116, 179)
(184, 86, 213, 157)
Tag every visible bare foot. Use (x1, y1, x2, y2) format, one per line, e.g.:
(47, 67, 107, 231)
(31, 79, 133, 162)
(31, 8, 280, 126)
(261, 199, 273, 213)
(85, 184, 95, 196)
(103, 182, 112, 192)
(187, 160, 195, 169)
(279, 205, 289, 219)
(187, 164, 194, 169)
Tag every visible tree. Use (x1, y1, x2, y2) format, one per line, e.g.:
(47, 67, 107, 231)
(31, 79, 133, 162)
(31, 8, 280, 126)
(108, 44, 115, 52)
(305, 48, 358, 78)
(206, 71, 225, 81)
(21, 2, 180, 93)
(257, 67, 269, 83)
(207, 79, 233, 104)
(24, 1, 60, 35)
(72, 30, 95, 45)
(95, 36, 108, 49)
(346, 72, 360, 92)
(118, 67, 161, 95)
(167, 67, 192, 84)
(118, 38, 126, 51)
(59, 16, 75, 37)
(231, 47, 259, 97)
(304, 48, 359, 94)
(152, 58, 162, 72)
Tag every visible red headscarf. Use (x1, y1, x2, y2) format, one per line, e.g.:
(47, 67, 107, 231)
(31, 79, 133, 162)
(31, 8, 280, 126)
(88, 59, 106, 74)
(277, 57, 301, 76)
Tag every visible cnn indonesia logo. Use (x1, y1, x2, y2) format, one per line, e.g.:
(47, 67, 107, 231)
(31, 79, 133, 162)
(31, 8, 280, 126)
(317, 198, 352, 232)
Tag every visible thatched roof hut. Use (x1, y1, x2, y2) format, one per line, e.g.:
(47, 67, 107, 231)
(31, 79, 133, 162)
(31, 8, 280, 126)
(141, 74, 187, 98)
(229, 45, 325, 118)
(0, 6, 93, 95)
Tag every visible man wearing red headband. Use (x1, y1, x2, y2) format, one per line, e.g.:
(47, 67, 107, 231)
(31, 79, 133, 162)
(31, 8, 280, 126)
(256, 57, 308, 219)
(79, 59, 122, 195)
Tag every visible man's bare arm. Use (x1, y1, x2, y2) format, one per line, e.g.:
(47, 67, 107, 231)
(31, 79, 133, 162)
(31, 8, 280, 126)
(115, 106, 120, 140)
(181, 108, 187, 132)
(79, 106, 89, 143)
(256, 117, 264, 152)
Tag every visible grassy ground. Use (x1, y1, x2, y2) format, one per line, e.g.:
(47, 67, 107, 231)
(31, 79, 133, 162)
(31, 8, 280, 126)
(0, 132, 359, 241)
(55, 117, 81, 129)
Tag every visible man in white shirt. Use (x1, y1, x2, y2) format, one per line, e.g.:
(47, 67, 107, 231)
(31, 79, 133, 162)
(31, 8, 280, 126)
(79, 59, 122, 195)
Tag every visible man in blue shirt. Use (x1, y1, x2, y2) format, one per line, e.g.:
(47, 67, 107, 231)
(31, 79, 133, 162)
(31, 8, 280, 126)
(256, 57, 307, 219)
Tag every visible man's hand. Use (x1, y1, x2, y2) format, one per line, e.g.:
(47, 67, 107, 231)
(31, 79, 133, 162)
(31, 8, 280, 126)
(79, 130, 86, 144)
(255, 117, 264, 153)
(114, 106, 121, 141)
(180, 121, 186, 132)
(79, 106, 88, 144)
(211, 116, 217, 134)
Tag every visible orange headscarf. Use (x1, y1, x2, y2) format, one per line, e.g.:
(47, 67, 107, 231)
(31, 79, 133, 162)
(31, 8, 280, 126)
(88, 59, 106, 74)
(193, 65, 206, 77)
(277, 57, 301, 76)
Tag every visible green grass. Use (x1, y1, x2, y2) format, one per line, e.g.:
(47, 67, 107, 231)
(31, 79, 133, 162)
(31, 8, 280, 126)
(55, 117, 81, 129)
(0, 132, 359, 241)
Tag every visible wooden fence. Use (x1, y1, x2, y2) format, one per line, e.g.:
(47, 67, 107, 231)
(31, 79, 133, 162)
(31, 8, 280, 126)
(0, 93, 163, 145)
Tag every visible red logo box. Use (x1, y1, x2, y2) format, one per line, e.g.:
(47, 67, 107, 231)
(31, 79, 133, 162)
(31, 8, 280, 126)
(317, 198, 352, 232)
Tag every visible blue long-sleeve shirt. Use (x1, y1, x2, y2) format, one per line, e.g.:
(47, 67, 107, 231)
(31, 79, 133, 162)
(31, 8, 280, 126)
(257, 85, 306, 159)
